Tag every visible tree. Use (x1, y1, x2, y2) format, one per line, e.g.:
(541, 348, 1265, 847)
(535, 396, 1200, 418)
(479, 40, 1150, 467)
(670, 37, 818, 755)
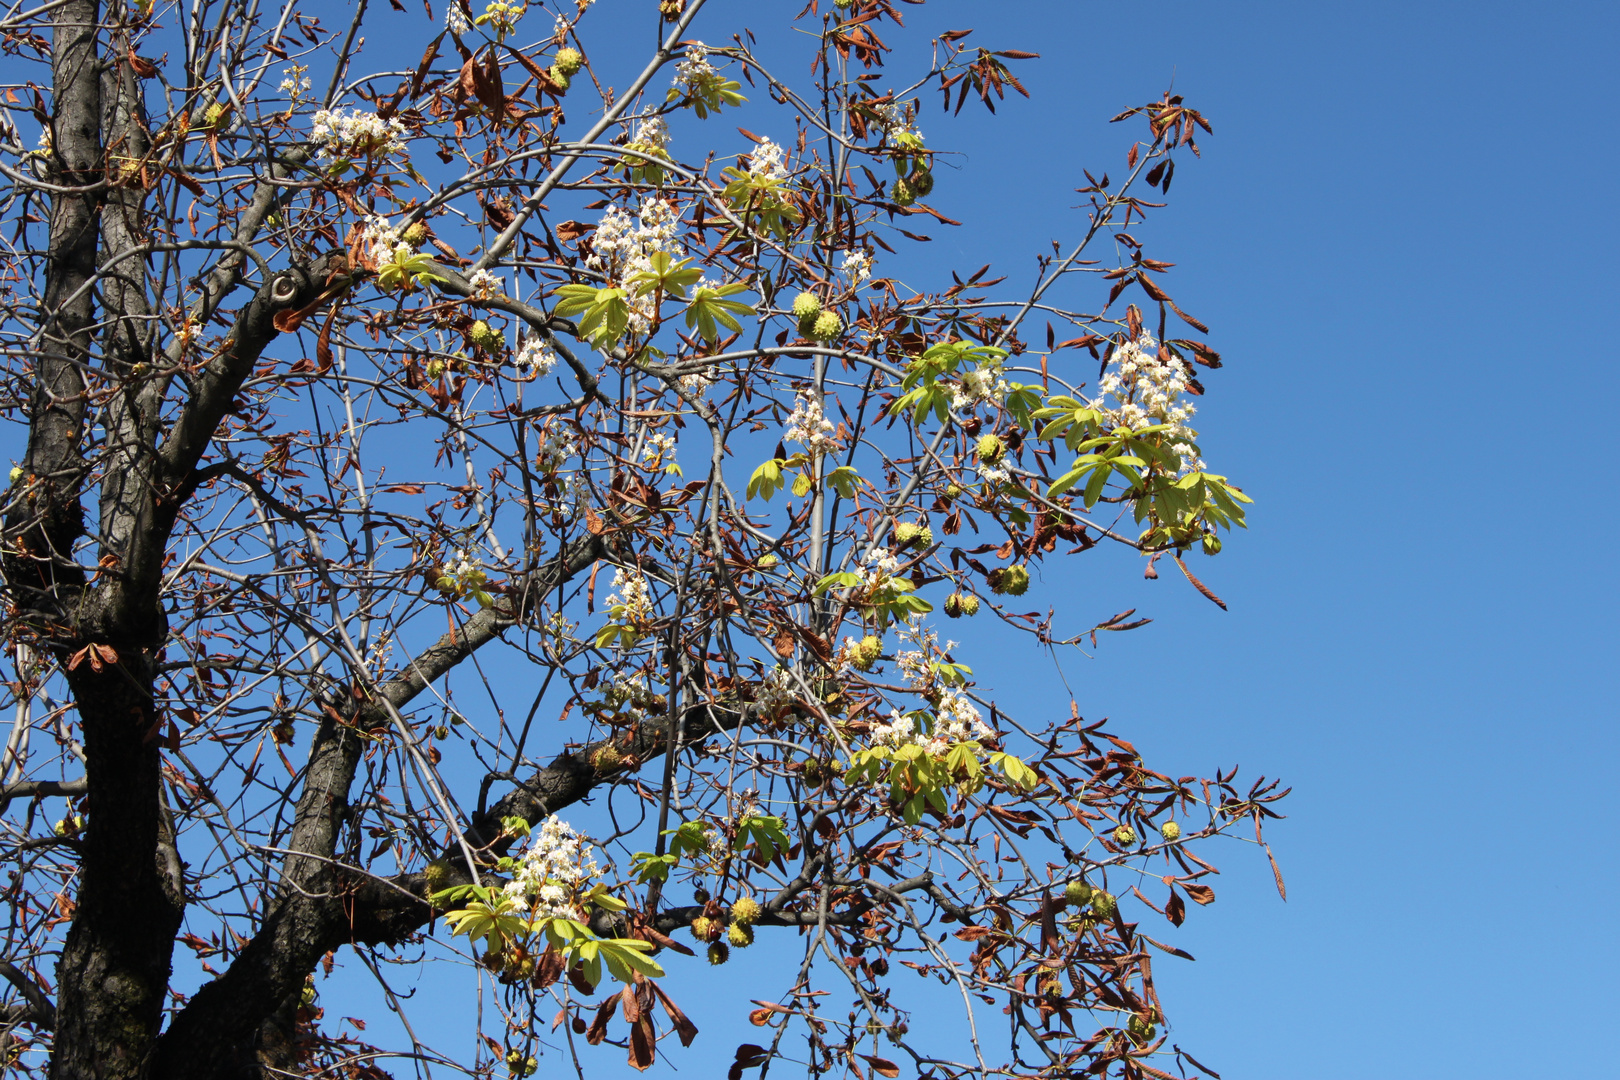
(0, 0, 1287, 1076)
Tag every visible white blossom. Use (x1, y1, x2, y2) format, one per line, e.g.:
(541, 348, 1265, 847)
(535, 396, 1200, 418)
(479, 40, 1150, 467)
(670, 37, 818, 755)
(446, 1, 471, 35)
(1090, 332, 1203, 474)
(584, 197, 682, 338)
(515, 335, 558, 376)
(359, 215, 416, 265)
(747, 138, 789, 183)
(501, 816, 600, 920)
(871, 99, 921, 141)
(604, 567, 653, 623)
(467, 268, 503, 298)
(672, 42, 718, 97)
(784, 393, 839, 457)
(841, 250, 873, 284)
(309, 107, 408, 161)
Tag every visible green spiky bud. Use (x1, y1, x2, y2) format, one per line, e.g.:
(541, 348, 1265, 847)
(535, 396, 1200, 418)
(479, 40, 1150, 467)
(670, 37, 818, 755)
(1064, 880, 1094, 908)
(1112, 825, 1137, 847)
(909, 169, 934, 197)
(1126, 1015, 1156, 1045)
(865, 1018, 884, 1035)
(1159, 821, 1181, 842)
(549, 66, 571, 91)
(791, 291, 822, 320)
(402, 221, 428, 246)
(976, 434, 1004, 463)
(707, 940, 731, 965)
(810, 310, 843, 341)
(958, 593, 980, 616)
(990, 565, 1029, 596)
(894, 522, 930, 549)
(943, 593, 964, 618)
(203, 102, 227, 127)
(854, 634, 883, 671)
(727, 922, 755, 948)
(690, 915, 719, 942)
(801, 757, 823, 783)
(468, 320, 502, 352)
(590, 743, 623, 774)
(692, 886, 711, 904)
(1091, 890, 1117, 918)
(891, 177, 915, 207)
(945, 482, 964, 500)
(553, 48, 583, 76)
(729, 895, 761, 926)
(424, 859, 453, 894)
(835, 0, 854, 9)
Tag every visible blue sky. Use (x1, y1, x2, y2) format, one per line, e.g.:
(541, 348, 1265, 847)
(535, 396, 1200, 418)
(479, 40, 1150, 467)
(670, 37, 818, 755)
(300, 1, 1620, 1076)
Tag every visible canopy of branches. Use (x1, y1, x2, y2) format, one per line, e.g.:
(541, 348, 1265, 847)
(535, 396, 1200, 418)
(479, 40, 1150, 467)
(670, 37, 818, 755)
(0, 0, 1284, 1077)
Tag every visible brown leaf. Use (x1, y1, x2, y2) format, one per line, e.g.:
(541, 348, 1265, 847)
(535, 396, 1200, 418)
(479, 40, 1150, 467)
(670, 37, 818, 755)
(584, 507, 606, 535)
(1165, 889, 1186, 927)
(1266, 844, 1287, 901)
(648, 981, 699, 1047)
(554, 219, 594, 242)
(1183, 883, 1215, 905)
(1174, 555, 1227, 610)
(772, 630, 796, 658)
(859, 1056, 900, 1078)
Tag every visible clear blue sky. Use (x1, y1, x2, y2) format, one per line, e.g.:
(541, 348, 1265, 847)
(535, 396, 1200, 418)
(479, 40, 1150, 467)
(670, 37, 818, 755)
(264, 0, 1620, 1074)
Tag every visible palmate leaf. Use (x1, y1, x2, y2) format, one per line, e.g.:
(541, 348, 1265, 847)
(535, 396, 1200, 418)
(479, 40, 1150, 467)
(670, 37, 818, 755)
(553, 283, 630, 348)
(684, 282, 754, 342)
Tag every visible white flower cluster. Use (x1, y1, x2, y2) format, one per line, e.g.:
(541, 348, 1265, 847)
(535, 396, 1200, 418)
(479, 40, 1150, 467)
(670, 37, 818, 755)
(515, 335, 558, 376)
(632, 116, 670, 154)
(951, 354, 1008, 411)
(533, 422, 577, 472)
(871, 99, 921, 141)
(467, 268, 503, 298)
(585, 197, 682, 336)
(784, 393, 839, 457)
(860, 546, 902, 589)
(748, 138, 790, 183)
(754, 666, 797, 715)
(841, 250, 873, 284)
(446, 1, 471, 34)
(279, 65, 311, 98)
(502, 816, 600, 920)
(360, 215, 416, 265)
(641, 431, 677, 468)
(676, 365, 715, 400)
(310, 108, 408, 161)
(1093, 332, 1203, 474)
(868, 693, 990, 755)
(603, 673, 663, 721)
(605, 567, 653, 623)
(672, 42, 719, 97)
